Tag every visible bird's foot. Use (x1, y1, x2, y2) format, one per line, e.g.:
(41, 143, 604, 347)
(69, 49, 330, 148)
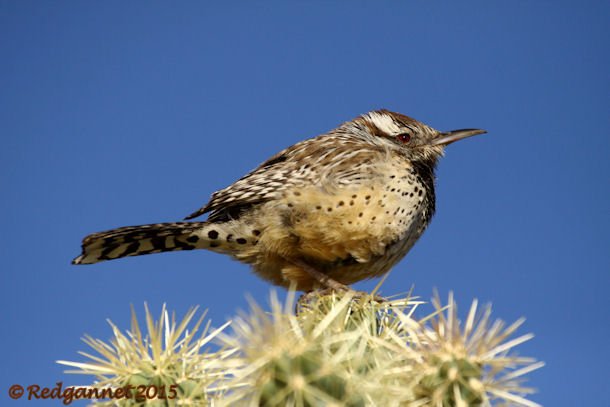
(289, 259, 352, 292)
(287, 258, 386, 312)
(296, 287, 386, 314)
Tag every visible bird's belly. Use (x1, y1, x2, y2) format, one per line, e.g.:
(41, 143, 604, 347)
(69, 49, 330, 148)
(268, 181, 426, 257)
(233, 179, 430, 289)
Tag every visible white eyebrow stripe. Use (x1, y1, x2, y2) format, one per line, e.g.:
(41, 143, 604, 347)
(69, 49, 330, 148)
(366, 112, 401, 135)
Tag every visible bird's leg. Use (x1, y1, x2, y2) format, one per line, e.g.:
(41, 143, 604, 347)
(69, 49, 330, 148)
(288, 258, 351, 292)
(287, 259, 386, 313)
(286, 258, 350, 312)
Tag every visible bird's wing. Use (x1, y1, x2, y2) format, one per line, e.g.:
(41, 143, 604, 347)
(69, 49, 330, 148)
(184, 144, 296, 221)
(185, 134, 385, 222)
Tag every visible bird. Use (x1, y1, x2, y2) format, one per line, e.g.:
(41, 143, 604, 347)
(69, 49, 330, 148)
(73, 110, 485, 291)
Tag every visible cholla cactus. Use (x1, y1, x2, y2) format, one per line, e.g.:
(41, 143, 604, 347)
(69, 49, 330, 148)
(219, 291, 542, 407)
(409, 292, 544, 407)
(57, 304, 234, 405)
(218, 291, 388, 406)
(60, 290, 542, 406)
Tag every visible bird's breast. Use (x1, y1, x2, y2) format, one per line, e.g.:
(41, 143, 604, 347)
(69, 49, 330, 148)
(252, 166, 431, 267)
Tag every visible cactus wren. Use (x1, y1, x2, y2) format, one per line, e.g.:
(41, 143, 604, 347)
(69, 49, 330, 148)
(73, 110, 485, 291)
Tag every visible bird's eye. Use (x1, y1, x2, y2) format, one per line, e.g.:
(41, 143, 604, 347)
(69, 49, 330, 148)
(396, 133, 411, 143)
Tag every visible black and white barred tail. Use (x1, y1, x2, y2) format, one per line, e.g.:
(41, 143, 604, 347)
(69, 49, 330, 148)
(72, 222, 209, 265)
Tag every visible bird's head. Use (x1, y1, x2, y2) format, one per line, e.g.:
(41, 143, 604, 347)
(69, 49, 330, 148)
(349, 109, 486, 165)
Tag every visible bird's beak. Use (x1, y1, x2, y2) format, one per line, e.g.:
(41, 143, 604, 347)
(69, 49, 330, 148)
(431, 128, 487, 146)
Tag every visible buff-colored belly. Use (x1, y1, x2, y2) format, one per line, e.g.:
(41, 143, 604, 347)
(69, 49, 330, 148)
(232, 178, 429, 290)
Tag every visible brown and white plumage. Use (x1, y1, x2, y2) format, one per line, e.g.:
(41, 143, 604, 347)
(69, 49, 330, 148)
(73, 110, 485, 291)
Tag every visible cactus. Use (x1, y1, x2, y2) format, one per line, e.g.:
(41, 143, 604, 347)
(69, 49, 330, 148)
(59, 290, 542, 406)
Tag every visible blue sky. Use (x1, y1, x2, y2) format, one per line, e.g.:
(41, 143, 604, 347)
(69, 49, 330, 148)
(1, 2, 608, 405)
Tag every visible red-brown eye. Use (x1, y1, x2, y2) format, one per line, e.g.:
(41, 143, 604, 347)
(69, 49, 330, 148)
(397, 133, 411, 143)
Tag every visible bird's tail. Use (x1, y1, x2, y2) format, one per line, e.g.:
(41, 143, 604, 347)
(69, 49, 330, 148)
(72, 222, 209, 265)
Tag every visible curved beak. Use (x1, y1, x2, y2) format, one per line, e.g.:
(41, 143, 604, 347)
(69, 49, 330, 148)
(431, 128, 487, 146)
